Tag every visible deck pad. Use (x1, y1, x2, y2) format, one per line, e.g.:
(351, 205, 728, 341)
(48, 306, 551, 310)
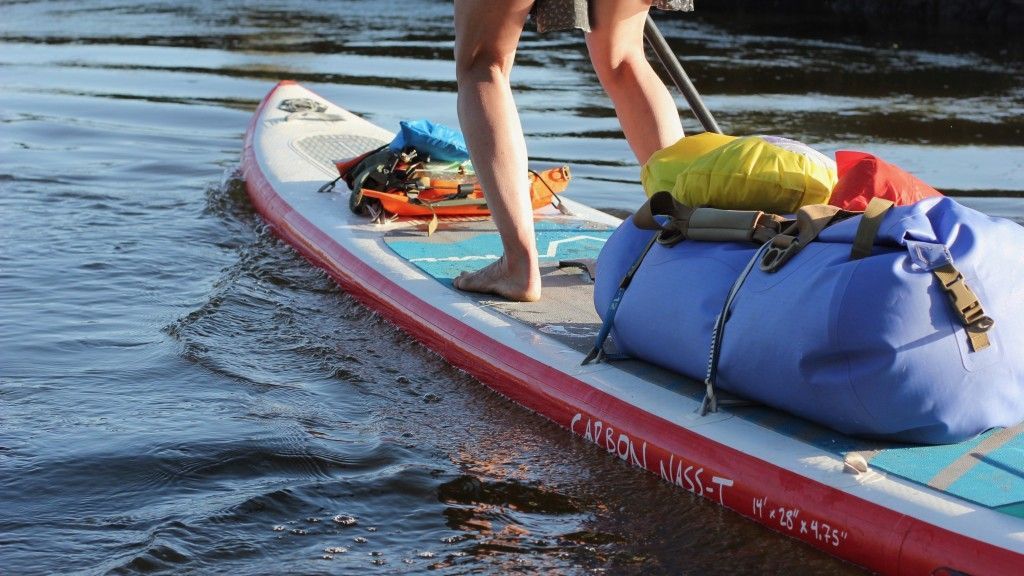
(385, 219, 613, 286)
(870, 424, 1024, 513)
(385, 219, 613, 352)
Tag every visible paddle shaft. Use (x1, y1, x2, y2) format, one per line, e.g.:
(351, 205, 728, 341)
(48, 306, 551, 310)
(643, 15, 722, 135)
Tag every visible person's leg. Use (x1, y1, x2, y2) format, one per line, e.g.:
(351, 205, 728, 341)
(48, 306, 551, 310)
(586, 0, 684, 165)
(452, 0, 541, 302)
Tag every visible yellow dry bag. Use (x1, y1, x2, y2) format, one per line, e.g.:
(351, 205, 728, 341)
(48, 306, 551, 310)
(641, 134, 837, 213)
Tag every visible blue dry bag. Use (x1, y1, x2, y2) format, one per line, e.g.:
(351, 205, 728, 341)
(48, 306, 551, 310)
(389, 119, 470, 163)
(594, 196, 1024, 444)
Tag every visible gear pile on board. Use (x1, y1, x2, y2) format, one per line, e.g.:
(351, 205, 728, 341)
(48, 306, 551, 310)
(593, 133, 1024, 444)
(336, 120, 570, 232)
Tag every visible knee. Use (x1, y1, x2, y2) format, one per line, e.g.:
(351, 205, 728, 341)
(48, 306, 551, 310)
(588, 44, 648, 87)
(455, 46, 515, 85)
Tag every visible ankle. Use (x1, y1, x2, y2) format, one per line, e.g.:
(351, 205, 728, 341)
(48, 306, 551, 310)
(508, 255, 540, 281)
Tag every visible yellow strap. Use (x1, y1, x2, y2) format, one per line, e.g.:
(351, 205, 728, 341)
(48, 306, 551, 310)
(932, 263, 994, 352)
(850, 197, 895, 260)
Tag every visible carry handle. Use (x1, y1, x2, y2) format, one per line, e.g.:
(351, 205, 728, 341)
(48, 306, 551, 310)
(633, 191, 784, 246)
(850, 198, 896, 260)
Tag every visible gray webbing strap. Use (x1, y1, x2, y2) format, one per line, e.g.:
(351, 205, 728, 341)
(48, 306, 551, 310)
(702, 242, 773, 415)
(632, 191, 696, 245)
(633, 191, 784, 246)
(759, 204, 853, 272)
(850, 198, 895, 260)
(582, 233, 660, 365)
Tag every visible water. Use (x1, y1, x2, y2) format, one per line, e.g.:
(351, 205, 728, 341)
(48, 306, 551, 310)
(1, 1, 1021, 573)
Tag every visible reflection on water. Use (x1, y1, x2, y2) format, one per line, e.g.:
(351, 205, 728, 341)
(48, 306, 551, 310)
(4, 0, 1022, 202)
(0, 0, 1020, 573)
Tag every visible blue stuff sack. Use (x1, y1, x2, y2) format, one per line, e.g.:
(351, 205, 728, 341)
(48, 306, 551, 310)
(594, 197, 1024, 444)
(389, 119, 470, 162)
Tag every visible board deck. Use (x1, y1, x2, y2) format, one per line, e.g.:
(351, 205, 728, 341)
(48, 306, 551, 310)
(242, 81, 1024, 574)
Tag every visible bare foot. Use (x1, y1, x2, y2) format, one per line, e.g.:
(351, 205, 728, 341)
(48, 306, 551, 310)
(452, 256, 541, 302)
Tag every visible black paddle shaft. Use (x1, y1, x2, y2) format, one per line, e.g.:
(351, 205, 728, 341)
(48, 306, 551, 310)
(643, 16, 722, 135)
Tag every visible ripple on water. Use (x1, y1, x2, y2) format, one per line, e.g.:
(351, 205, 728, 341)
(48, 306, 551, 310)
(4, 1, 1021, 574)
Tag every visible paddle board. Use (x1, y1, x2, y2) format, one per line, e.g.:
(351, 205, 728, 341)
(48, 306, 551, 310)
(242, 81, 1024, 575)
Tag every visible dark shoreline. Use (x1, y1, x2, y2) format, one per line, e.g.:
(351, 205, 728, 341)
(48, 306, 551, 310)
(686, 0, 1024, 56)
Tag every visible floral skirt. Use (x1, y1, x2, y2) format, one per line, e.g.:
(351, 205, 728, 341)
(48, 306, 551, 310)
(533, 0, 694, 33)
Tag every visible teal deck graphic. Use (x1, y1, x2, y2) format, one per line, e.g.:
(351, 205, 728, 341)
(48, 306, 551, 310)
(871, 425, 1024, 511)
(386, 221, 612, 286)
(739, 407, 1024, 516)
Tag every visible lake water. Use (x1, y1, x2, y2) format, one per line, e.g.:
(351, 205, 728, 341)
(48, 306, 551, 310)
(2, 1, 1021, 573)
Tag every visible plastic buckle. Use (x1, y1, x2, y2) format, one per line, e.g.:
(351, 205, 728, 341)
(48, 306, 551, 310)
(933, 263, 994, 351)
(656, 226, 685, 246)
(937, 268, 991, 327)
(759, 237, 800, 272)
